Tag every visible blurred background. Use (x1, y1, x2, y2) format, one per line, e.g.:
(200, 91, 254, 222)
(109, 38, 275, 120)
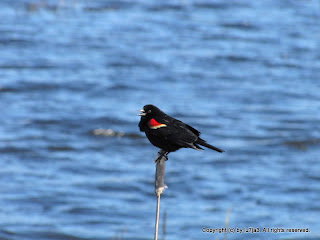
(0, 0, 319, 240)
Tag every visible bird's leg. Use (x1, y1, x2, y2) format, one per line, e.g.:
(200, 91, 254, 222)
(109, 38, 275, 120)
(154, 149, 168, 163)
(163, 152, 168, 161)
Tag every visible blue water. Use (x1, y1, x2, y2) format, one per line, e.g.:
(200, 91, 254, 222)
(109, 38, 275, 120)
(1, 0, 320, 240)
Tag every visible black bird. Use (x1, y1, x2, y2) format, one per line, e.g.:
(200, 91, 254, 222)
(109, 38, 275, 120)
(138, 105, 224, 159)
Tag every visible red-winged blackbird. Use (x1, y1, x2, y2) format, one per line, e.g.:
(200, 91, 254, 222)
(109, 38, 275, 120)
(138, 105, 224, 158)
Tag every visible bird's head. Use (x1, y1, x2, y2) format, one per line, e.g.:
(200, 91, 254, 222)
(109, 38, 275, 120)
(137, 104, 163, 119)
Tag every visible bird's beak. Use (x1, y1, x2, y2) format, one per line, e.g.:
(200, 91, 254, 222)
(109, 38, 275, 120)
(137, 109, 146, 116)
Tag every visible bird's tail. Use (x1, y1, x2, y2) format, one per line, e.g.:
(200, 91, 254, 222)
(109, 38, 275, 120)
(195, 138, 224, 153)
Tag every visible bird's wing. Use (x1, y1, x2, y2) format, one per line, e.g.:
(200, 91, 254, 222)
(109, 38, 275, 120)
(150, 117, 198, 147)
(184, 123, 200, 136)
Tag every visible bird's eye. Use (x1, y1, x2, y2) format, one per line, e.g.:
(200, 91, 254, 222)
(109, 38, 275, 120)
(148, 110, 151, 113)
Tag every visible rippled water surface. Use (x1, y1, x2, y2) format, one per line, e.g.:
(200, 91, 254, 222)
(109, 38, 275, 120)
(0, 0, 320, 240)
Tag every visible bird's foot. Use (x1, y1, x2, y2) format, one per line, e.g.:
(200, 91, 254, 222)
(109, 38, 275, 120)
(154, 150, 168, 163)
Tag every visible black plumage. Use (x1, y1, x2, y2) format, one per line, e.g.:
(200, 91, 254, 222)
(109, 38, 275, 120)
(138, 105, 224, 156)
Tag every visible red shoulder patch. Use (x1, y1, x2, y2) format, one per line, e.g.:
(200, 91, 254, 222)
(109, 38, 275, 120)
(148, 118, 167, 129)
(148, 118, 162, 127)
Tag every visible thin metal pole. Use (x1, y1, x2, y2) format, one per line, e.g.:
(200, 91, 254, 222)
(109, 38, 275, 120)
(154, 195, 161, 240)
(154, 150, 167, 240)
